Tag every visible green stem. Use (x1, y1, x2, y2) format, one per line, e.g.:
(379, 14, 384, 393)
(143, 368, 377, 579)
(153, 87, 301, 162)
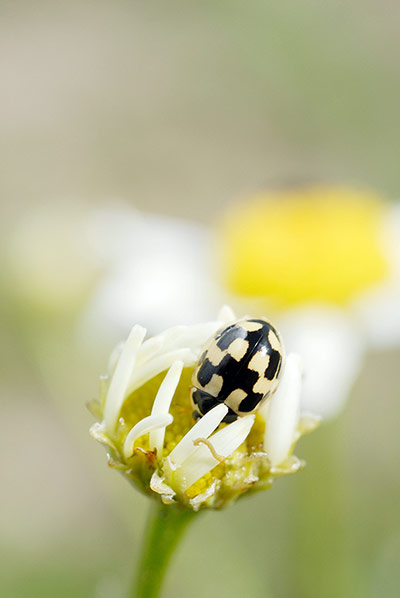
(132, 500, 197, 598)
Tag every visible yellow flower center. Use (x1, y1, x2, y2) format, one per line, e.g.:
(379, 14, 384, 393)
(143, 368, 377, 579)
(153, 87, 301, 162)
(118, 368, 195, 458)
(117, 368, 265, 499)
(219, 187, 390, 307)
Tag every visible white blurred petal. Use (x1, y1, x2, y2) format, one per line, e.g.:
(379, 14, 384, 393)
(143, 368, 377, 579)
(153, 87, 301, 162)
(381, 201, 400, 279)
(354, 203, 400, 349)
(262, 354, 302, 466)
(79, 208, 222, 348)
(278, 306, 365, 418)
(353, 282, 400, 349)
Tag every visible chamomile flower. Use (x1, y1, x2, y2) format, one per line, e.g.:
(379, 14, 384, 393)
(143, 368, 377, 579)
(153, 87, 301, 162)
(218, 186, 400, 418)
(90, 307, 319, 511)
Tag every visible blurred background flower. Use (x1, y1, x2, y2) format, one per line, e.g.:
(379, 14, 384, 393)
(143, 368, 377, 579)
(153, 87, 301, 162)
(217, 185, 400, 417)
(78, 205, 222, 346)
(1, 2, 400, 598)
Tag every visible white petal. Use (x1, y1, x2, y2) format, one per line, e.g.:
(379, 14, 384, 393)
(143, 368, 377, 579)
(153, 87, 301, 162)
(263, 353, 302, 466)
(148, 321, 224, 357)
(136, 335, 165, 364)
(128, 322, 223, 379)
(278, 305, 365, 418)
(353, 281, 400, 349)
(168, 403, 228, 465)
(126, 348, 197, 395)
(355, 202, 400, 348)
(180, 415, 255, 490)
(104, 324, 147, 433)
(381, 201, 400, 279)
(137, 325, 187, 361)
(123, 414, 173, 458)
(171, 322, 223, 353)
(149, 360, 184, 454)
(79, 209, 222, 343)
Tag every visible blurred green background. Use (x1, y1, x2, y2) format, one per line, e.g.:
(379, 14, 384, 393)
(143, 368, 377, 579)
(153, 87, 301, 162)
(1, 2, 400, 597)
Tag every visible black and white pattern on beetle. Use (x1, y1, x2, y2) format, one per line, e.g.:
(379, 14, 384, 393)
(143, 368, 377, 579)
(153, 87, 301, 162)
(191, 318, 284, 423)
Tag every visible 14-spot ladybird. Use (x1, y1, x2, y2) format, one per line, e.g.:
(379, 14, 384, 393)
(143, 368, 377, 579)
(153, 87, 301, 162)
(191, 318, 284, 423)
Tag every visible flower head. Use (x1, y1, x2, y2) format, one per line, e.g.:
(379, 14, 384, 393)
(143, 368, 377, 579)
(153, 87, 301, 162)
(219, 186, 390, 308)
(90, 307, 319, 511)
(218, 185, 400, 418)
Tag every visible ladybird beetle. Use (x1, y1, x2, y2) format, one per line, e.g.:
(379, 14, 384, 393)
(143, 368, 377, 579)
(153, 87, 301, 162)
(191, 318, 284, 423)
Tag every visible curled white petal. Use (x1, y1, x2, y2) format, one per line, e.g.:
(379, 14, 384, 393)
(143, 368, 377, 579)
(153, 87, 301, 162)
(148, 321, 224, 357)
(137, 325, 187, 363)
(263, 353, 302, 467)
(127, 348, 197, 395)
(169, 403, 228, 466)
(123, 414, 173, 458)
(149, 360, 184, 454)
(136, 335, 165, 364)
(170, 322, 223, 354)
(104, 324, 147, 433)
(180, 414, 255, 490)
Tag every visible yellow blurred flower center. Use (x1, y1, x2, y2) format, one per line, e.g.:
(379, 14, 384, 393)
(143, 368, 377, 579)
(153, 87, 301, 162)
(219, 187, 390, 307)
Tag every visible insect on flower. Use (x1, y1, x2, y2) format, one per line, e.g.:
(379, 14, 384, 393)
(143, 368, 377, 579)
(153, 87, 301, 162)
(191, 318, 284, 423)
(89, 306, 320, 510)
(219, 186, 400, 418)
